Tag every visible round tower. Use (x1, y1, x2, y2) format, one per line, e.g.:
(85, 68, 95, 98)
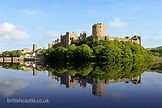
(92, 23, 106, 40)
(92, 80, 106, 97)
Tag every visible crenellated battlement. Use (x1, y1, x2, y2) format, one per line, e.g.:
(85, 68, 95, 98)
(48, 23, 141, 48)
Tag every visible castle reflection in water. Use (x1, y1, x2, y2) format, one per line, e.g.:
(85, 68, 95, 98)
(19, 62, 141, 97)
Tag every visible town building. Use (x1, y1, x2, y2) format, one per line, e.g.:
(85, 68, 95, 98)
(21, 48, 32, 54)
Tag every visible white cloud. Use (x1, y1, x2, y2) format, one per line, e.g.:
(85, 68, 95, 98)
(110, 18, 127, 28)
(20, 9, 43, 18)
(0, 22, 29, 42)
(45, 31, 59, 38)
(0, 78, 28, 97)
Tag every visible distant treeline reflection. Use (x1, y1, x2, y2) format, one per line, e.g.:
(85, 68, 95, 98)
(1, 61, 161, 81)
(42, 61, 150, 81)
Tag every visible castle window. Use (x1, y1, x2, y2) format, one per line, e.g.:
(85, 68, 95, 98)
(70, 37, 74, 40)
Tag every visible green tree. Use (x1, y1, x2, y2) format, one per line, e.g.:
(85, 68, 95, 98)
(73, 44, 93, 61)
(67, 44, 77, 59)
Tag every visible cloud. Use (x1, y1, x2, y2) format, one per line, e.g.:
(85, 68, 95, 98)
(110, 18, 127, 28)
(0, 22, 29, 42)
(110, 92, 127, 101)
(0, 78, 28, 97)
(45, 31, 59, 38)
(20, 9, 43, 18)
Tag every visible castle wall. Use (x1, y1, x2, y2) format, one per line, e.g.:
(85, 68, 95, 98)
(48, 43, 52, 48)
(66, 32, 77, 47)
(79, 31, 87, 40)
(0, 57, 23, 63)
(48, 23, 141, 49)
(12, 57, 24, 63)
(0, 57, 3, 62)
(3, 57, 12, 62)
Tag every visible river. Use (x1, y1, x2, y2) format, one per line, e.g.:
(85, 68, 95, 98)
(0, 62, 162, 108)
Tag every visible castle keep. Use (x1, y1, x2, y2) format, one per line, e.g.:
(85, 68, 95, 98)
(48, 23, 141, 48)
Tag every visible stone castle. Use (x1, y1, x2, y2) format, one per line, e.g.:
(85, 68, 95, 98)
(48, 23, 141, 48)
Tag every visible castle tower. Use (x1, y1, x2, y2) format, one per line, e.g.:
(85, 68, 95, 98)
(65, 72, 77, 88)
(33, 44, 38, 52)
(92, 80, 106, 97)
(92, 23, 106, 40)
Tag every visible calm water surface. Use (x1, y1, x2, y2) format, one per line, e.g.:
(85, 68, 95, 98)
(0, 65, 162, 108)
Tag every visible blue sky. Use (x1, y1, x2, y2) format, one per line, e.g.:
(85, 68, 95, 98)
(0, 0, 162, 51)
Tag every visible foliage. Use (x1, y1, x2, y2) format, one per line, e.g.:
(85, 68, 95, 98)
(147, 63, 162, 73)
(2, 60, 161, 82)
(2, 50, 22, 57)
(147, 46, 162, 57)
(43, 39, 152, 62)
(42, 60, 153, 81)
(2, 63, 22, 70)
(44, 46, 67, 63)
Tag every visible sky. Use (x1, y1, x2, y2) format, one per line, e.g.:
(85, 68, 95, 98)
(0, 0, 162, 51)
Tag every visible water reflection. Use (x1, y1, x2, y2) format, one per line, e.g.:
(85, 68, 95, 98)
(1, 61, 160, 97)
(0, 78, 28, 97)
(0, 62, 162, 108)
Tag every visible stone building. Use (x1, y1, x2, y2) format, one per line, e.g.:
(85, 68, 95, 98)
(33, 68, 38, 76)
(92, 80, 106, 97)
(33, 44, 38, 52)
(60, 32, 78, 48)
(21, 48, 32, 54)
(79, 31, 87, 40)
(92, 23, 106, 40)
(48, 23, 141, 48)
(60, 72, 77, 88)
(32, 44, 42, 56)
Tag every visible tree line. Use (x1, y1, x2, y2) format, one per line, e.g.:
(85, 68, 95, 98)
(1, 60, 153, 81)
(41, 39, 153, 63)
(1, 61, 161, 81)
(0, 50, 22, 57)
(38, 60, 153, 81)
(147, 46, 162, 57)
